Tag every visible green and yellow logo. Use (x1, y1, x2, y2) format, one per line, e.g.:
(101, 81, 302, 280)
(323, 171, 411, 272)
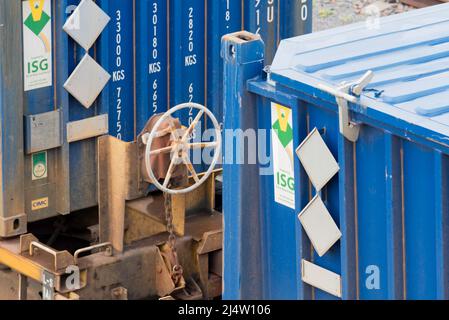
(272, 104, 294, 191)
(24, 0, 51, 52)
(272, 104, 293, 148)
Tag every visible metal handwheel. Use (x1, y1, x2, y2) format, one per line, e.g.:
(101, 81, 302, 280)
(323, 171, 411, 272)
(142, 103, 222, 195)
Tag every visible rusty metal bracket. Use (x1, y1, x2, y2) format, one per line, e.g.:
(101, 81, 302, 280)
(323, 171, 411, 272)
(196, 229, 223, 299)
(155, 247, 185, 298)
(172, 278, 203, 300)
(197, 230, 222, 255)
(98, 136, 145, 253)
(22, 234, 75, 272)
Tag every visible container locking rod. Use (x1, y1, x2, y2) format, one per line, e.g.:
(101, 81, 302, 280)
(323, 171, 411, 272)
(318, 71, 374, 142)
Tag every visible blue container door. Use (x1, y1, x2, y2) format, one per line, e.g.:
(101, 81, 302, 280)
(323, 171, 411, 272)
(136, 0, 168, 134)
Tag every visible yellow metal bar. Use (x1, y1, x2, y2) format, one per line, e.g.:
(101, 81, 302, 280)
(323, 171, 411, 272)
(0, 246, 43, 282)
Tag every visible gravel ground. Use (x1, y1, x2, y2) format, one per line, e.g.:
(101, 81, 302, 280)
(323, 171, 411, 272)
(313, 0, 414, 31)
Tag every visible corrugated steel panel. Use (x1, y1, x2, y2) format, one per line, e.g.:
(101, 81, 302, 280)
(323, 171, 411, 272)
(0, 0, 311, 235)
(169, 0, 206, 171)
(223, 3, 449, 300)
(244, 0, 280, 64)
(207, 0, 242, 130)
(244, 0, 313, 64)
(136, 0, 168, 134)
(280, 0, 313, 39)
(98, 0, 135, 142)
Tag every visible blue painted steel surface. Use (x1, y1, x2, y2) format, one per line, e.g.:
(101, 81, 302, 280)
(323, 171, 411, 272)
(207, 0, 242, 130)
(244, 0, 313, 64)
(223, 4, 449, 300)
(65, 0, 98, 211)
(222, 33, 265, 299)
(243, 0, 279, 64)
(0, 0, 308, 235)
(136, 0, 168, 134)
(280, 0, 313, 39)
(98, 0, 135, 142)
(170, 0, 206, 170)
(170, 0, 205, 129)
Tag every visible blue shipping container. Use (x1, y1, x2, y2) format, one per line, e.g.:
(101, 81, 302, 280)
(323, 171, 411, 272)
(0, 0, 311, 237)
(223, 4, 449, 300)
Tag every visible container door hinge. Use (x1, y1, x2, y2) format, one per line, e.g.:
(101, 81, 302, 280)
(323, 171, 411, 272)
(318, 71, 374, 142)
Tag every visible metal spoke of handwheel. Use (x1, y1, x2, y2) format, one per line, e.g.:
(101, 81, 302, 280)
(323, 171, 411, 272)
(154, 127, 173, 138)
(182, 155, 200, 183)
(149, 145, 173, 156)
(163, 157, 178, 188)
(188, 142, 219, 150)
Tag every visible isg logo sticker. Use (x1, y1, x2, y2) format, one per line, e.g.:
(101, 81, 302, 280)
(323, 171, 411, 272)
(271, 103, 295, 209)
(22, 0, 53, 91)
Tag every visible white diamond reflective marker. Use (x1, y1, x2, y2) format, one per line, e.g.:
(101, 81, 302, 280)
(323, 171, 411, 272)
(301, 260, 342, 298)
(64, 54, 111, 109)
(298, 195, 342, 257)
(63, 0, 110, 50)
(296, 128, 340, 192)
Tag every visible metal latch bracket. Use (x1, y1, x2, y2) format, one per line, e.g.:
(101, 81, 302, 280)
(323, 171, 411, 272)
(318, 71, 374, 142)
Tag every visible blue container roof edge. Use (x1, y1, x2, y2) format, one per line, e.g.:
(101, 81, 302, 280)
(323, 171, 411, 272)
(271, 3, 449, 152)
